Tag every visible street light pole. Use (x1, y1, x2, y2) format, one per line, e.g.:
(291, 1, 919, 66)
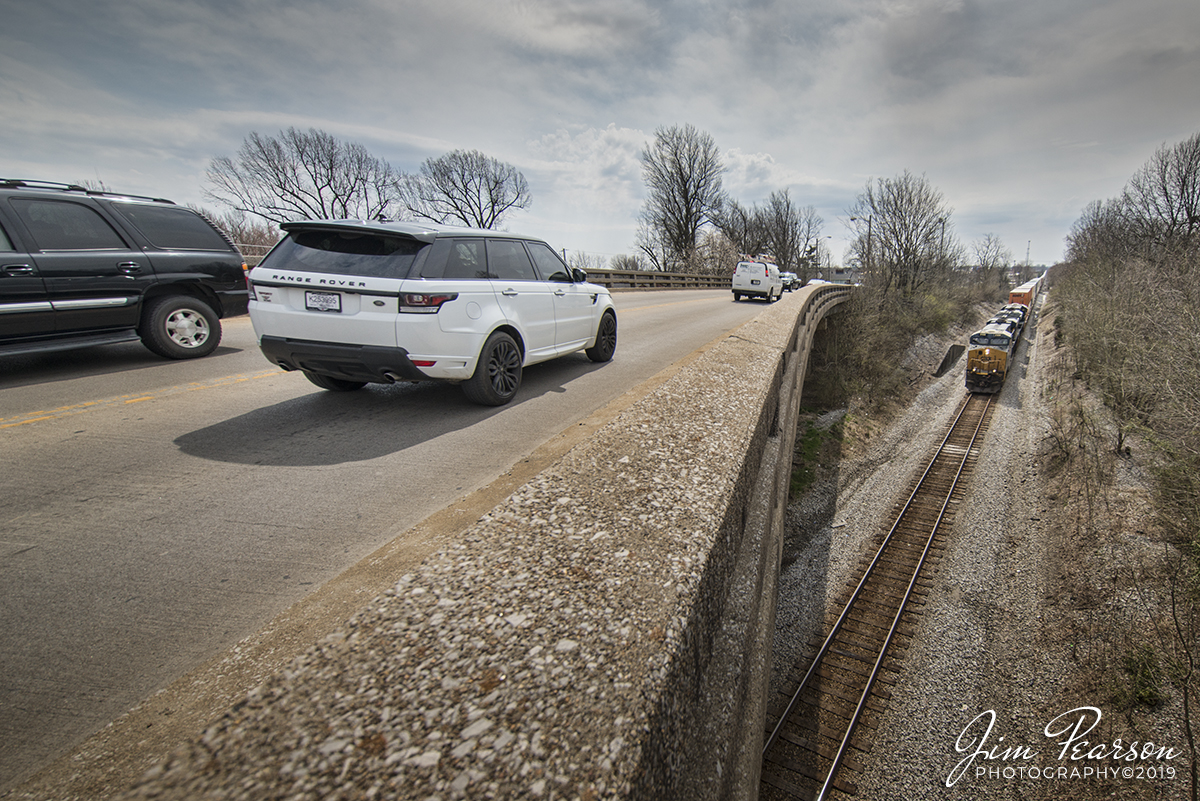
(851, 215, 872, 276)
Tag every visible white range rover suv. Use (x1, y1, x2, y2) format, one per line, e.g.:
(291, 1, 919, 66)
(247, 220, 617, 405)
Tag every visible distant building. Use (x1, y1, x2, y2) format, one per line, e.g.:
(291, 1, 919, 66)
(826, 266, 861, 285)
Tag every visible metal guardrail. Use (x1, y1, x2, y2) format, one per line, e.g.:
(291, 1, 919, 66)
(582, 269, 731, 289)
(235, 243, 273, 267)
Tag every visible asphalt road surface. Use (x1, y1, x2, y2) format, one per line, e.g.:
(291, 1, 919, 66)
(0, 288, 774, 792)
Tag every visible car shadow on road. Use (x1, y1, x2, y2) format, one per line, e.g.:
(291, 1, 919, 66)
(0, 343, 245, 388)
(174, 354, 609, 467)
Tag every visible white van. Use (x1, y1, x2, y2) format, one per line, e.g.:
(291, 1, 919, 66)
(732, 260, 783, 302)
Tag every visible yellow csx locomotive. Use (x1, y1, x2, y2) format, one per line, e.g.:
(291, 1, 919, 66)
(964, 275, 1041, 393)
(966, 277, 1041, 393)
(965, 323, 1015, 393)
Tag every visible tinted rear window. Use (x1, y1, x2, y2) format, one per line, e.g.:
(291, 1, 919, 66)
(262, 229, 427, 278)
(111, 203, 233, 251)
(10, 198, 127, 250)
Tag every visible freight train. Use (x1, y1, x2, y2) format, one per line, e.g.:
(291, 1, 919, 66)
(965, 276, 1041, 393)
(1008, 276, 1042, 309)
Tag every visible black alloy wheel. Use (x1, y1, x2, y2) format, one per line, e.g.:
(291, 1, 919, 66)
(463, 331, 522, 406)
(585, 310, 617, 363)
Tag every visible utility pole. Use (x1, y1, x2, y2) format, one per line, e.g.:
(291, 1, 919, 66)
(851, 215, 872, 276)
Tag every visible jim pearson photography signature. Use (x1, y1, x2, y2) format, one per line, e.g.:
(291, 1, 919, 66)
(947, 706, 1184, 787)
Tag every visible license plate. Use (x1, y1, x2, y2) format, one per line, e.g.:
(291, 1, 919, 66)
(305, 291, 341, 313)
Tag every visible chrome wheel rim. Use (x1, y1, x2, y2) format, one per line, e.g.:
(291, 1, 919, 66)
(165, 309, 210, 348)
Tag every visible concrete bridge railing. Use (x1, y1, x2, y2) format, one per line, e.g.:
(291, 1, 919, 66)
(123, 284, 853, 801)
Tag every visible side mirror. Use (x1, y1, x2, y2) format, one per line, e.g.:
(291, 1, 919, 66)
(572, 268, 587, 283)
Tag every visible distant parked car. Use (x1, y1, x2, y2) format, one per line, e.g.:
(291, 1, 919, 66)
(780, 271, 800, 291)
(0, 179, 249, 360)
(247, 219, 617, 406)
(806, 278, 831, 286)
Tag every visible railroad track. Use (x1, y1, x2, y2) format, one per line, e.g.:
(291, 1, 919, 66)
(760, 392, 995, 800)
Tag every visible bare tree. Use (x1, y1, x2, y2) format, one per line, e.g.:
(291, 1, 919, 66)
(634, 218, 673, 272)
(691, 229, 742, 275)
(637, 124, 726, 270)
(398, 149, 531, 229)
(1122, 131, 1200, 252)
(714, 191, 823, 278)
(847, 171, 956, 296)
(205, 127, 402, 224)
(567, 251, 607, 274)
(77, 179, 113, 192)
(610, 253, 646, 271)
(191, 206, 280, 248)
(713, 199, 769, 258)
(972, 233, 1012, 293)
(762, 191, 823, 280)
(1065, 198, 1136, 265)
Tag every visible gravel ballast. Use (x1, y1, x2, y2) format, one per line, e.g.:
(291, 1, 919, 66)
(772, 297, 1193, 800)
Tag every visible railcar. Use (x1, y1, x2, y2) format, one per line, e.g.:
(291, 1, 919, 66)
(965, 323, 1014, 393)
(1008, 276, 1042, 309)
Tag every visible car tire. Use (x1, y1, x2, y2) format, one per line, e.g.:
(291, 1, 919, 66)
(139, 295, 221, 359)
(585, 310, 617, 363)
(463, 331, 522, 406)
(304, 371, 367, 391)
(733, 292, 741, 301)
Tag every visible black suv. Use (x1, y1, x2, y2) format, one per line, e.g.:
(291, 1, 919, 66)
(0, 180, 249, 359)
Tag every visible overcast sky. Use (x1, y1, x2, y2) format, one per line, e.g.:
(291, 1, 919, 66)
(3, 0, 1198, 267)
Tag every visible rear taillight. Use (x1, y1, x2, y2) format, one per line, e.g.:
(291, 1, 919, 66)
(244, 264, 257, 300)
(400, 293, 458, 314)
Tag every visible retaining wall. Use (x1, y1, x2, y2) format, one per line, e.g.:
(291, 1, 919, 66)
(122, 285, 852, 801)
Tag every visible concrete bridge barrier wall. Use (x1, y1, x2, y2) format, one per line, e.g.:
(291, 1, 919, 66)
(123, 285, 852, 801)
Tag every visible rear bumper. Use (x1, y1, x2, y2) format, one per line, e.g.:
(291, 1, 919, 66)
(216, 288, 250, 318)
(259, 335, 430, 383)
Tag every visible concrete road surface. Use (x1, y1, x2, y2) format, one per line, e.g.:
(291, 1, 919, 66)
(0, 288, 771, 792)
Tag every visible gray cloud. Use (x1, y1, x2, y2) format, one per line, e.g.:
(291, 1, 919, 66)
(2, 0, 1197, 264)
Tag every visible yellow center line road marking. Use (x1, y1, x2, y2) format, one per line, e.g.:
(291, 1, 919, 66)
(0, 369, 283, 429)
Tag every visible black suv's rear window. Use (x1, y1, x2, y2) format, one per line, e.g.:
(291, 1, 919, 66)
(262, 230, 427, 278)
(10, 198, 127, 250)
(111, 203, 232, 251)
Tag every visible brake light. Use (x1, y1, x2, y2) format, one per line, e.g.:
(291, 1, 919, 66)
(400, 293, 458, 313)
(411, 359, 436, 367)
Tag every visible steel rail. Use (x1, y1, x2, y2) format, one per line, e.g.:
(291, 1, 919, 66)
(762, 393, 979, 758)
(811, 393, 992, 800)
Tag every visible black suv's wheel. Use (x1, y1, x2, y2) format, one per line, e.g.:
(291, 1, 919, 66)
(139, 295, 221, 359)
(585, 310, 617, 363)
(304, 371, 367, 391)
(463, 331, 522, 406)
